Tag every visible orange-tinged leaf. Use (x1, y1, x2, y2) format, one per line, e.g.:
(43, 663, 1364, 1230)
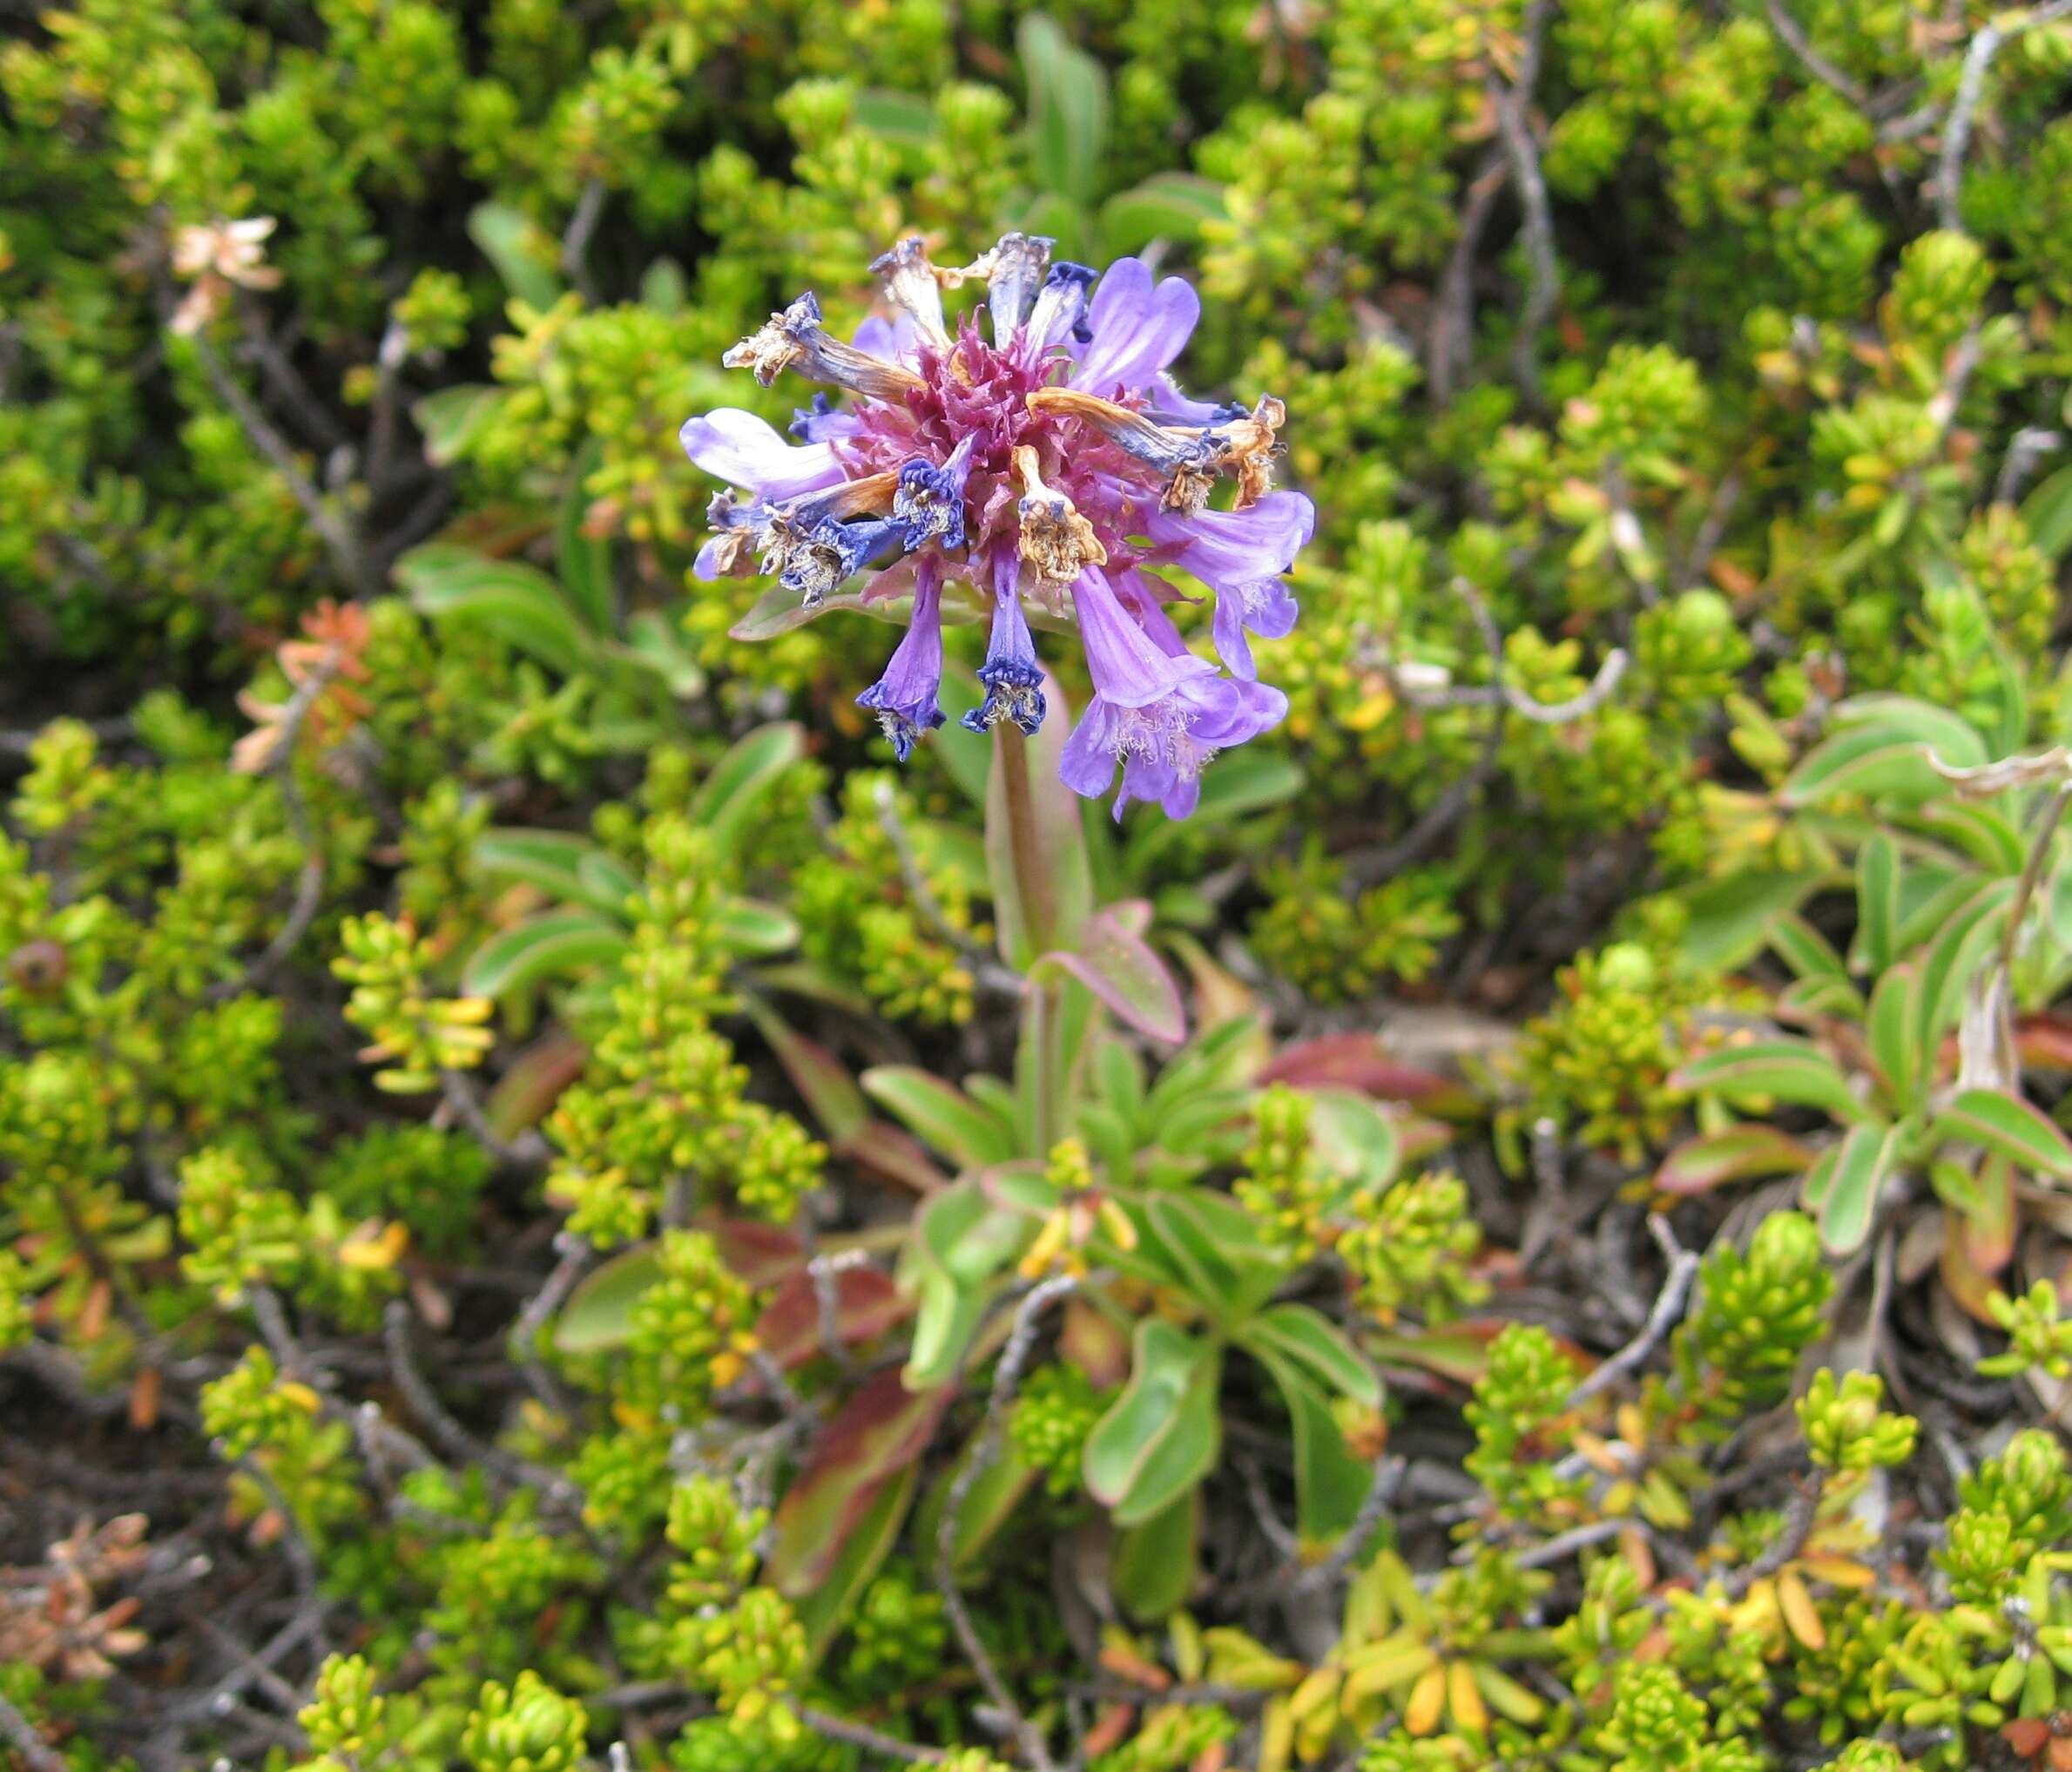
(1447, 1660, 1488, 1734)
(768, 1370, 952, 1595)
(1099, 1643, 1171, 1690)
(754, 1265, 911, 1370)
(129, 1366, 162, 1432)
(1405, 1663, 1448, 1736)
(1083, 1706, 1136, 1757)
(1798, 1555, 1878, 1588)
(1778, 1571, 1826, 1648)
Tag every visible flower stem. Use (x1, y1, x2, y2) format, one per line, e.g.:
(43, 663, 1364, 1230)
(996, 722, 1056, 953)
(996, 724, 1067, 1152)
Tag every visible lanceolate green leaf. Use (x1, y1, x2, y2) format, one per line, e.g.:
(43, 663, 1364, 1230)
(472, 829, 619, 914)
(412, 383, 508, 466)
(1913, 878, 2015, 1053)
(395, 544, 591, 678)
(1855, 833, 1900, 974)
(739, 999, 870, 1143)
(1032, 902, 1186, 1045)
(1930, 1087, 2072, 1180)
(768, 1370, 952, 1595)
(462, 910, 630, 998)
(1656, 1124, 1814, 1196)
(2021, 460, 2072, 559)
(861, 1066, 1020, 1169)
(557, 436, 615, 634)
(1239, 1303, 1383, 1407)
(691, 722, 806, 858)
(1099, 172, 1227, 256)
(1866, 963, 1920, 1116)
(1250, 1344, 1373, 1544)
(1083, 1320, 1221, 1527)
(714, 896, 800, 957)
(553, 1242, 663, 1355)
(796, 1464, 917, 1663)
(919, 1433, 1040, 1582)
(1673, 869, 1825, 971)
(1812, 1122, 1900, 1255)
(1110, 1491, 1198, 1622)
(1670, 1039, 1865, 1122)
(467, 200, 564, 309)
(1019, 13, 1109, 208)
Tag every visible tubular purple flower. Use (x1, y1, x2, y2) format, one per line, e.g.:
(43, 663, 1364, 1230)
(1061, 569, 1287, 818)
(1027, 261, 1098, 349)
(1145, 490, 1313, 679)
(779, 514, 908, 606)
(1025, 387, 1219, 512)
(680, 409, 847, 504)
(1146, 374, 1244, 426)
(694, 489, 768, 580)
(1070, 258, 1201, 398)
(964, 545, 1046, 737)
(789, 393, 860, 444)
(856, 553, 947, 761)
(684, 232, 1312, 817)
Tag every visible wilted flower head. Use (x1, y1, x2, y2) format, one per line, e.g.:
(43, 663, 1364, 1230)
(169, 215, 283, 335)
(682, 234, 1311, 817)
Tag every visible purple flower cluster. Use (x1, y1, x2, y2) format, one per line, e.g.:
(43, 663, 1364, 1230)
(682, 234, 1313, 818)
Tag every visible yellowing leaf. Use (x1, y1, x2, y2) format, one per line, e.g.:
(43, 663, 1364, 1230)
(1778, 1571, 1826, 1649)
(1404, 1662, 1448, 1736)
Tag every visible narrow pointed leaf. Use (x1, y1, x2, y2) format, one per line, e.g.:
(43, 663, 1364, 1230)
(691, 722, 806, 857)
(1110, 1491, 1198, 1621)
(740, 999, 869, 1143)
(462, 911, 629, 998)
(1816, 1123, 1900, 1255)
(861, 1066, 1020, 1169)
(1083, 1320, 1221, 1526)
(1033, 902, 1185, 1044)
(1656, 1124, 1813, 1196)
(769, 1370, 952, 1594)
(1854, 834, 1900, 973)
(1931, 1087, 2072, 1180)
(1670, 1039, 1865, 1120)
(797, 1465, 917, 1662)
(1241, 1303, 1382, 1406)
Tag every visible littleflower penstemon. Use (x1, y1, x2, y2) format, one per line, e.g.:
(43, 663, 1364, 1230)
(682, 233, 1313, 819)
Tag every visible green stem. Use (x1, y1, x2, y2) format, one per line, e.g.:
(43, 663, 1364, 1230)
(996, 723, 1056, 953)
(997, 725, 1067, 1153)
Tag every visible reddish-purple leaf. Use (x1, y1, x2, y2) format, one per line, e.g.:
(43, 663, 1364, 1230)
(769, 1370, 953, 1595)
(1034, 902, 1186, 1045)
(2016, 1011, 2072, 1072)
(483, 1030, 588, 1140)
(756, 1266, 911, 1370)
(743, 1004, 870, 1144)
(1063, 1294, 1130, 1390)
(710, 1219, 805, 1288)
(836, 1120, 950, 1194)
(1259, 1036, 1461, 1108)
(1656, 1125, 1814, 1197)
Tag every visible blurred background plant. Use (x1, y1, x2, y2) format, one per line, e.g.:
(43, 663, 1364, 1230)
(7, 0, 2072, 1769)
